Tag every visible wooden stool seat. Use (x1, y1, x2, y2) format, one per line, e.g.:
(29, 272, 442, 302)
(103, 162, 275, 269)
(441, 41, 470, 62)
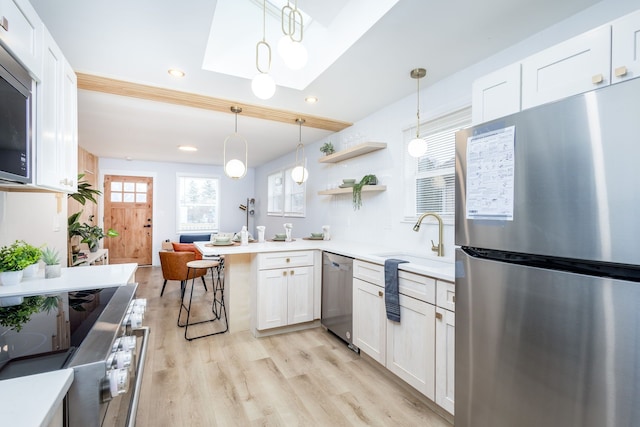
(186, 260, 219, 269)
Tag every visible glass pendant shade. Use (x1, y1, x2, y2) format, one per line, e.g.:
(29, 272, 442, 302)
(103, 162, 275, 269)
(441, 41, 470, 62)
(291, 165, 308, 184)
(251, 72, 276, 100)
(408, 137, 428, 158)
(225, 158, 247, 179)
(278, 35, 307, 70)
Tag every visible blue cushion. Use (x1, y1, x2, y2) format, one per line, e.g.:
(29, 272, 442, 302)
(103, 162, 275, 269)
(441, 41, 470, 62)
(179, 234, 210, 243)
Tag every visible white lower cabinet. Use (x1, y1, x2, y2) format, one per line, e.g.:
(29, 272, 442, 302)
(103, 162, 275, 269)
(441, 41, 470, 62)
(386, 294, 435, 400)
(256, 251, 314, 331)
(353, 277, 386, 364)
(435, 306, 455, 414)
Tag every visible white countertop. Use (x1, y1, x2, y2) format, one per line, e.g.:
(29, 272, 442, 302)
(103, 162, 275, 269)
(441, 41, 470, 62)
(0, 368, 73, 426)
(195, 239, 454, 282)
(0, 263, 138, 298)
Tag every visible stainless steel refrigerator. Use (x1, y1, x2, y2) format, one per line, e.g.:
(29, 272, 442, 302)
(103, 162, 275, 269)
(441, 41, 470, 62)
(455, 77, 640, 427)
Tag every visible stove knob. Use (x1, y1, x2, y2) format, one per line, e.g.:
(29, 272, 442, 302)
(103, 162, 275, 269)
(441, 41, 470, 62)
(128, 312, 143, 328)
(106, 368, 129, 399)
(120, 335, 137, 351)
(114, 350, 133, 369)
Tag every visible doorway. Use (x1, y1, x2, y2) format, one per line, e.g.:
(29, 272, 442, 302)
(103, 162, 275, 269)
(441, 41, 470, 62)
(103, 175, 153, 265)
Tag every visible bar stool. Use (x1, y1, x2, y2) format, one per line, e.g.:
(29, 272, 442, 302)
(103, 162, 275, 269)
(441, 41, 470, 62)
(177, 258, 228, 340)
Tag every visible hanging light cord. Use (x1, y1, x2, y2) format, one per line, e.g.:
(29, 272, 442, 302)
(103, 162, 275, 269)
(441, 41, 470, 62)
(415, 75, 421, 138)
(256, 0, 271, 74)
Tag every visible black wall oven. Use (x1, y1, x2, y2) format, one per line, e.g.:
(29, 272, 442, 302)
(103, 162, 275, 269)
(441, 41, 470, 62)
(0, 42, 33, 184)
(0, 283, 149, 426)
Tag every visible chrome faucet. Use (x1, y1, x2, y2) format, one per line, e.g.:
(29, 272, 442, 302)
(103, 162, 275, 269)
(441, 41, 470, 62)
(413, 212, 444, 257)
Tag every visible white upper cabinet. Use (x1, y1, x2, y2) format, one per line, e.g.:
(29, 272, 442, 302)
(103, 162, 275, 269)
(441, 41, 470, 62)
(472, 63, 521, 124)
(0, 0, 42, 79)
(521, 25, 611, 110)
(36, 28, 77, 193)
(611, 9, 640, 84)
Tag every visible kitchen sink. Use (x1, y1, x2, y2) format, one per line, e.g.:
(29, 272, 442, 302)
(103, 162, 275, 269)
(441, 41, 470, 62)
(372, 251, 454, 270)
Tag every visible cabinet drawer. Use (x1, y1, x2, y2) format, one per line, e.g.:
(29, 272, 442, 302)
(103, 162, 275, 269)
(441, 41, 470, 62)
(436, 280, 455, 312)
(354, 260, 384, 287)
(398, 270, 436, 305)
(257, 250, 314, 270)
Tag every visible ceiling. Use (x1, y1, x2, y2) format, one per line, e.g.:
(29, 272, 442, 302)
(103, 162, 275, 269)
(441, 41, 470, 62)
(29, 0, 600, 168)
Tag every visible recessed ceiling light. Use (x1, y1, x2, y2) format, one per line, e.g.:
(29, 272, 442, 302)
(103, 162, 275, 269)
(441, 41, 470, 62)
(168, 68, 185, 78)
(305, 96, 318, 104)
(178, 145, 198, 152)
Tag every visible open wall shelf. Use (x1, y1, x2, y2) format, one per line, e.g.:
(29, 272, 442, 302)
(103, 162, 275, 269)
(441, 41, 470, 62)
(318, 142, 387, 163)
(318, 185, 387, 196)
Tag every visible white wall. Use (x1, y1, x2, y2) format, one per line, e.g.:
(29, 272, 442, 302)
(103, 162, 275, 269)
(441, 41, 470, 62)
(254, 0, 638, 259)
(99, 158, 255, 265)
(0, 191, 67, 259)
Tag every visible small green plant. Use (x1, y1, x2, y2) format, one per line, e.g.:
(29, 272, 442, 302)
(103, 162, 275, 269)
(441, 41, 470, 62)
(320, 141, 335, 155)
(68, 173, 102, 205)
(0, 241, 32, 272)
(41, 247, 60, 265)
(20, 241, 42, 265)
(352, 174, 378, 210)
(68, 214, 119, 251)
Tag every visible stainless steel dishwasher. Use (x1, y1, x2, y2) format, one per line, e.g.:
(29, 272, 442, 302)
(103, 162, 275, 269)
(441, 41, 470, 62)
(321, 251, 358, 352)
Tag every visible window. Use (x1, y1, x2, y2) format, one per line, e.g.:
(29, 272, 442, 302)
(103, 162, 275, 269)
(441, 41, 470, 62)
(176, 174, 219, 232)
(404, 107, 471, 220)
(267, 166, 306, 217)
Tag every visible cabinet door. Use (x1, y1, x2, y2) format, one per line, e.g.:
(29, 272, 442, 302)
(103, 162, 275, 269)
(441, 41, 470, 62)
(386, 294, 436, 399)
(611, 9, 640, 84)
(37, 29, 63, 189)
(257, 269, 288, 330)
(435, 307, 455, 414)
(472, 63, 521, 124)
(36, 29, 77, 192)
(287, 265, 314, 325)
(0, 0, 42, 78)
(352, 278, 386, 365)
(521, 25, 611, 110)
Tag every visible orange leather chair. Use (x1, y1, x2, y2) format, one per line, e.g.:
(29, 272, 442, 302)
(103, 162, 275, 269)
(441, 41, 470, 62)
(159, 251, 208, 297)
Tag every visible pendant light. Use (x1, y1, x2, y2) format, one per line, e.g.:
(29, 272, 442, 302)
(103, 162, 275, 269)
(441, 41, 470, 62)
(252, 0, 276, 100)
(224, 106, 248, 179)
(407, 68, 428, 158)
(278, 0, 308, 70)
(291, 118, 308, 185)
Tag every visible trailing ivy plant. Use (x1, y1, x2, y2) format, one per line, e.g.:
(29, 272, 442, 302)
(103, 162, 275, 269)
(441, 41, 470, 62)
(352, 174, 378, 210)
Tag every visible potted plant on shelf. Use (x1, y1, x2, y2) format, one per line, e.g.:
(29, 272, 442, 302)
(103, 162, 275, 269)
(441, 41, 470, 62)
(0, 241, 32, 286)
(20, 241, 43, 278)
(41, 247, 62, 279)
(68, 213, 119, 253)
(320, 141, 335, 156)
(352, 174, 378, 210)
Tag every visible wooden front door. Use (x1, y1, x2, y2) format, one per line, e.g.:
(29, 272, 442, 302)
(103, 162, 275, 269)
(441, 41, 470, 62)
(104, 175, 153, 265)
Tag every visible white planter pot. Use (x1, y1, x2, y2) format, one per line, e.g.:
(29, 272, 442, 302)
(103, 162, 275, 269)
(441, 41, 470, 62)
(0, 296, 24, 307)
(45, 264, 61, 279)
(22, 263, 39, 278)
(0, 270, 24, 286)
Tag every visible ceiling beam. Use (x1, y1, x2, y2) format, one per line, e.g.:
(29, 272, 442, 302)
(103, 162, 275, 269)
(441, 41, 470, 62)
(76, 73, 352, 132)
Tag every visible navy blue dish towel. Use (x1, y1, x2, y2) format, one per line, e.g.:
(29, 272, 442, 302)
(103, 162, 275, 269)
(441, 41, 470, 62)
(385, 259, 408, 322)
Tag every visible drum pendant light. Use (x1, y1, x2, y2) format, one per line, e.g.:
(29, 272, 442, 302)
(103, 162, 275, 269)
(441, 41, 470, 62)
(223, 106, 248, 179)
(291, 118, 308, 185)
(252, 0, 276, 99)
(408, 68, 428, 158)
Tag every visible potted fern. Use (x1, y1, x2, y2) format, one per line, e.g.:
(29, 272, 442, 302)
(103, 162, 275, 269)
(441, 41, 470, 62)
(42, 247, 62, 279)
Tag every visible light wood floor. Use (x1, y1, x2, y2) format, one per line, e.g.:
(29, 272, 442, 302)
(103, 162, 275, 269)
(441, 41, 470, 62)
(134, 266, 454, 427)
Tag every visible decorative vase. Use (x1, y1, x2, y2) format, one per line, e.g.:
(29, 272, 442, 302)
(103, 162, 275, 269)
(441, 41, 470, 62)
(45, 264, 61, 279)
(89, 245, 98, 253)
(22, 263, 39, 278)
(0, 270, 24, 286)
